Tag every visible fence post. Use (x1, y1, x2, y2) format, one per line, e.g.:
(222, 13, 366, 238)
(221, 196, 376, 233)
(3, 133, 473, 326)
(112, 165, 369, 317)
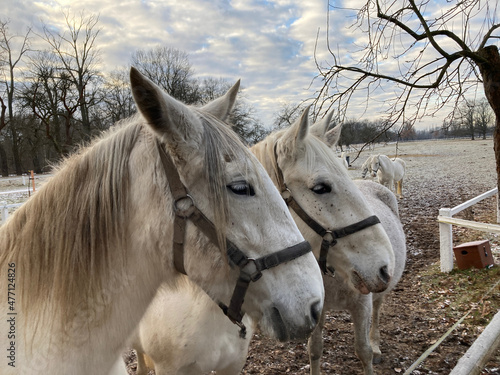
(1, 201, 8, 223)
(439, 207, 454, 272)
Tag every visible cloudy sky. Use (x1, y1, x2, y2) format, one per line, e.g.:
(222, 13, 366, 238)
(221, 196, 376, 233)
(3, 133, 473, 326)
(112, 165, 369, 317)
(2, 0, 498, 130)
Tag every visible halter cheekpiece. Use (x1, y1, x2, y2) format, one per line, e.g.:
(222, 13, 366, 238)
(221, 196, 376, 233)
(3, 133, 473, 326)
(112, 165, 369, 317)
(157, 140, 312, 338)
(273, 142, 381, 276)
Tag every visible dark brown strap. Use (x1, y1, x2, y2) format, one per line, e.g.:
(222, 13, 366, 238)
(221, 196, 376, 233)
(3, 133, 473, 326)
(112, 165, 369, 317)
(317, 215, 381, 274)
(220, 240, 311, 338)
(157, 140, 191, 275)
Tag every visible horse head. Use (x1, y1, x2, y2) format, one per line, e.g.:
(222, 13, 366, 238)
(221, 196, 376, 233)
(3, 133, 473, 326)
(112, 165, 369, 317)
(253, 108, 395, 294)
(130, 68, 324, 341)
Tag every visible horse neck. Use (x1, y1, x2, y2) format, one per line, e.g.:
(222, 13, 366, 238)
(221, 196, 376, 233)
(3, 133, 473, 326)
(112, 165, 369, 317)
(249, 134, 281, 186)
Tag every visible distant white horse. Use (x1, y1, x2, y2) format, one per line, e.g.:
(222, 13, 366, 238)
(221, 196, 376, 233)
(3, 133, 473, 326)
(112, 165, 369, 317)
(361, 155, 375, 179)
(306, 124, 406, 375)
(0, 69, 325, 375)
(128, 109, 397, 375)
(364, 154, 406, 197)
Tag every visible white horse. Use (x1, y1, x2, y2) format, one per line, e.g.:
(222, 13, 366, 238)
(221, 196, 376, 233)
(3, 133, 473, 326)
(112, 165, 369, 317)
(307, 124, 406, 375)
(128, 108, 397, 374)
(0, 68, 325, 375)
(361, 155, 375, 179)
(365, 154, 406, 197)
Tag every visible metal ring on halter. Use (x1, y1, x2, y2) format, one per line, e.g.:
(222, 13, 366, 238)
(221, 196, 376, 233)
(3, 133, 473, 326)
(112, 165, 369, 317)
(240, 258, 263, 282)
(281, 188, 292, 203)
(174, 194, 196, 218)
(323, 231, 336, 246)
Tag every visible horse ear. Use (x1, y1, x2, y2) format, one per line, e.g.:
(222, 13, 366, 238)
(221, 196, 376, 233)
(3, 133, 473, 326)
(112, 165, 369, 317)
(130, 67, 201, 146)
(324, 123, 343, 148)
(283, 105, 310, 147)
(310, 111, 334, 138)
(200, 80, 240, 121)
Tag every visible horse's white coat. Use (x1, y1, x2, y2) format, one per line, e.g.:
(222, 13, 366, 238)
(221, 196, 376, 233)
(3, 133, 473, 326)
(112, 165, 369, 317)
(128, 109, 399, 375)
(369, 154, 406, 196)
(307, 129, 406, 375)
(0, 69, 324, 375)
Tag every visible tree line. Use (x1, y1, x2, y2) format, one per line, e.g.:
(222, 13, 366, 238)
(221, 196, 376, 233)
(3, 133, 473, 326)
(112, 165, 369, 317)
(0, 14, 269, 176)
(2, 7, 496, 177)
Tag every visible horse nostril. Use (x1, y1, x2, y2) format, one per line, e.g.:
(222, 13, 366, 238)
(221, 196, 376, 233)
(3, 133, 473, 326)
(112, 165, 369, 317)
(309, 299, 322, 327)
(379, 265, 391, 285)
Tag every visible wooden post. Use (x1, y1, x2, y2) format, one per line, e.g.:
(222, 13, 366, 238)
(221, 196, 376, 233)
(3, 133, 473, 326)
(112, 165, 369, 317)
(439, 207, 454, 272)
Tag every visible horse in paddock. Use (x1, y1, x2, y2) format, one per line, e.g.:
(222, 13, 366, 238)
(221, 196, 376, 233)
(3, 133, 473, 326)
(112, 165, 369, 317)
(365, 154, 406, 197)
(308, 124, 406, 375)
(128, 108, 397, 374)
(361, 155, 376, 179)
(0, 68, 325, 375)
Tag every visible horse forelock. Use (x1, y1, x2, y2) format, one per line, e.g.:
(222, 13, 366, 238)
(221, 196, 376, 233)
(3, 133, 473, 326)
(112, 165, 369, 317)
(0, 118, 142, 335)
(197, 111, 259, 252)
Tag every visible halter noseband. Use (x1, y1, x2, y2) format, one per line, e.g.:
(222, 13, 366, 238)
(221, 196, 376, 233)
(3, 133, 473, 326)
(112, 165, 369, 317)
(273, 143, 381, 275)
(157, 140, 312, 338)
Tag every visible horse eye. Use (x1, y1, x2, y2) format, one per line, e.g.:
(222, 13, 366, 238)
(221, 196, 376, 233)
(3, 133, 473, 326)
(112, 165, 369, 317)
(227, 181, 255, 196)
(311, 183, 332, 195)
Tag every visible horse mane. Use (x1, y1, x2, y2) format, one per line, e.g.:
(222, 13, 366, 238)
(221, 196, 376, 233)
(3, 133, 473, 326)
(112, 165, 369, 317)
(0, 118, 142, 334)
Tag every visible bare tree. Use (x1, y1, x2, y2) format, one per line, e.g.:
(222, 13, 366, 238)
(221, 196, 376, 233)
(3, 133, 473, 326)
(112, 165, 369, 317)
(20, 50, 81, 156)
(456, 100, 476, 140)
(131, 46, 200, 104)
(475, 98, 494, 139)
(41, 11, 102, 141)
(273, 102, 306, 130)
(0, 19, 31, 175)
(101, 67, 136, 124)
(315, 0, 500, 200)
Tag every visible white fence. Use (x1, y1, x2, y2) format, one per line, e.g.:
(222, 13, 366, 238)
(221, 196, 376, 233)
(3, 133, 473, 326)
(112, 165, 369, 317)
(449, 309, 500, 375)
(1, 202, 24, 223)
(435, 188, 500, 374)
(437, 187, 500, 272)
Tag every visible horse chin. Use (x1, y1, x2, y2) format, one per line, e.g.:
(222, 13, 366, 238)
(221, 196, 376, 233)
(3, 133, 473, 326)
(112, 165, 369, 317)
(261, 306, 315, 342)
(351, 270, 371, 295)
(351, 270, 390, 294)
(269, 307, 289, 342)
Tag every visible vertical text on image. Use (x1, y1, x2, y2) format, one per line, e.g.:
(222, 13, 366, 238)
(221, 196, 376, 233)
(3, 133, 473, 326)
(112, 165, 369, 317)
(6, 262, 16, 368)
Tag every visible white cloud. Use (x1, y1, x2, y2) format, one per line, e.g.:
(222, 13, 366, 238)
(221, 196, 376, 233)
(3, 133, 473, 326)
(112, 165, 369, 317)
(2, 0, 497, 130)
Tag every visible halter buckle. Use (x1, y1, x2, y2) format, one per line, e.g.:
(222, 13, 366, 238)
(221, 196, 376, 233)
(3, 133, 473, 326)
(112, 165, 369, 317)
(241, 258, 263, 282)
(325, 266, 336, 278)
(174, 195, 196, 218)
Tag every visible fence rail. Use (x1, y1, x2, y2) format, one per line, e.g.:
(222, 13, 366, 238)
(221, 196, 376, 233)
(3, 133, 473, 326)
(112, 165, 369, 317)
(437, 187, 499, 273)
(449, 309, 500, 375)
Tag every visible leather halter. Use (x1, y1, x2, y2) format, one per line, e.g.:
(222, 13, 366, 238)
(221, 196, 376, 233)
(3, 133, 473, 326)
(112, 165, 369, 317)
(157, 140, 312, 338)
(273, 142, 381, 275)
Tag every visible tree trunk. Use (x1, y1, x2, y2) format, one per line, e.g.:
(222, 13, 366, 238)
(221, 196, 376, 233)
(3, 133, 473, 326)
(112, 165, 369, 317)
(477, 46, 500, 215)
(0, 143, 8, 177)
(9, 124, 22, 175)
